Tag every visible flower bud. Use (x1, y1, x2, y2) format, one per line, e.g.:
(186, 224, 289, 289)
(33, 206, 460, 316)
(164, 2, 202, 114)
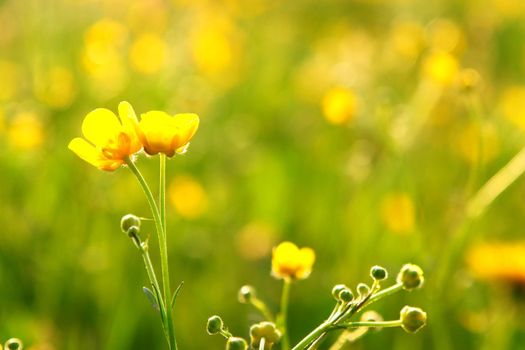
(121, 214, 141, 233)
(357, 283, 370, 297)
(400, 306, 427, 333)
(226, 337, 248, 350)
(238, 285, 256, 304)
(370, 266, 388, 281)
(207, 315, 224, 335)
(4, 339, 23, 350)
(250, 322, 281, 349)
(331, 284, 347, 301)
(397, 264, 424, 290)
(338, 288, 354, 303)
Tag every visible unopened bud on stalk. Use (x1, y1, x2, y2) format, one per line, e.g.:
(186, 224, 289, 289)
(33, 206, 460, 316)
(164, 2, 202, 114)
(238, 285, 256, 304)
(370, 266, 388, 281)
(357, 283, 370, 297)
(338, 288, 354, 303)
(4, 339, 23, 350)
(250, 322, 281, 349)
(121, 214, 141, 233)
(400, 306, 427, 333)
(226, 337, 248, 350)
(207, 315, 224, 335)
(397, 264, 424, 290)
(331, 284, 347, 301)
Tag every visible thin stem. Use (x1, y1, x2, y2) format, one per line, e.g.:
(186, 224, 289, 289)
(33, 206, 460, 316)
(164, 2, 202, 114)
(334, 320, 402, 329)
(259, 337, 266, 350)
(140, 243, 168, 338)
(159, 154, 176, 350)
(280, 279, 292, 350)
(251, 298, 275, 322)
(360, 283, 403, 310)
(125, 157, 176, 350)
(292, 322, 332, 350)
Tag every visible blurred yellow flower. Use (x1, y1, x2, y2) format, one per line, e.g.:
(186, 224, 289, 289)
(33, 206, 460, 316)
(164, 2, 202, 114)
(82, 19, 128, 97)
(321, 87, 358, 125)
(380, 193, 416, 234)
(467, 242, 525, 284)
(68, 101, 141, 171)
(129, 33, 168, 75)
(136, 111, 199, 157)
(422, 51, 459, 86)
(499, 86, 525, 131)
(8, 112, 44, 151)
(389, 20, 424, 61)
(34, 66, 76, 109)
(426, 19, 465, 54)
(169, 175, 208, 219)
(236, 222, 276, 261)
(271, 241, 315, 280)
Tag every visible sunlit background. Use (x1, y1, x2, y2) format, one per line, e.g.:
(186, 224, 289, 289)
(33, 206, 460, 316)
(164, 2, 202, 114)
(2, 0, 525, 349)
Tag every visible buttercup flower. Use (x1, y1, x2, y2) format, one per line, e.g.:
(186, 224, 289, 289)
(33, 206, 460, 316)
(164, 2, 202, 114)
(136, 111, 199, 157)
(271, 241, 315, 280)
(68, 101, 141, 171)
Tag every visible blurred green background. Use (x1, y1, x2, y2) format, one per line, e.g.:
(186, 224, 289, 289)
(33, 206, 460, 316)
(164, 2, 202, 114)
(2, 0, 525, 349)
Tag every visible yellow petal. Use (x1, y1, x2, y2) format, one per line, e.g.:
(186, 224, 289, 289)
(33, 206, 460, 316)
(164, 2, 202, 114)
(68, 137, 122, 171)
(118, 101, 142, 153)
(173, 113, 200, 146)
(82, 108, 122, 147)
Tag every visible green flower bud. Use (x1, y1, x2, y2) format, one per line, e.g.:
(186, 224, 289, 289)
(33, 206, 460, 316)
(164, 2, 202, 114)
(397, 264, 424, 291)
(400, 306, 427, 333)
(207, 315, 224, 335)
(121, 214, 141, 233)
(238, 285, 256, 304)
(357, 283, 370, 297)
(4, 339, 23, 350)
(331, 284, 347, 301)
(370, 266, 388, 281)
(338, 288, 354, 303)
(250, 322, 281, 349)
(226, 337, 248, 350)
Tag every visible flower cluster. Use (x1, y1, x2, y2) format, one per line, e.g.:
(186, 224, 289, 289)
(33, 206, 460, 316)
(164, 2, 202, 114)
(207, 241, 427, 350)
(68, 101, 199, 171)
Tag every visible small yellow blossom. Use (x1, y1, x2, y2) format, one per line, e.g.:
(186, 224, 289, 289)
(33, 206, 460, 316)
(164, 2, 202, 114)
(271, 241, 315, 280)
(34, 66, 76, 109)
(422, 51, 459, 86)
(467, 242, 525, 285)
(321, 87, 358, 125)
(68, 101, 141, 171)
(380, 193, 416, 234)
(8, 112, 44, 151)
(499, 86, 525, 131)
(169, 175, 208, 219)
(389, 20, 424, 61)
(426, 19, 465, 54)
(129, 33, 168, 75)
(136, 111, 199, 157)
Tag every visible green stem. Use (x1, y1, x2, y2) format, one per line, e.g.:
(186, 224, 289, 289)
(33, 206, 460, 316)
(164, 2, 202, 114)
(125, 157, 176, 350)
(280, 279, 292, 350)
(140, 243, 168, 338)
(292, 322, 332, 350)
(260, 337, 266, 350)
(334, 320, 402, 329)
(252, 298, 275, 322)
(361, 283, 403, 310)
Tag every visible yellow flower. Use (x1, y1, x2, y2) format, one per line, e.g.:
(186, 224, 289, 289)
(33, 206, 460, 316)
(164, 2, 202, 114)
(129, 33, 168, 75)
(321, 87, 358, 125)
(8, 112, 44, 151)
(136, 111, 199, 157)
(422, 51, 459, 86)
(467, 242, 525, 285)
(271, 241, 315, 280)
(380, 193, 416, 235)
(68, 101, 141, 171)
(169, 175, 208, 219)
